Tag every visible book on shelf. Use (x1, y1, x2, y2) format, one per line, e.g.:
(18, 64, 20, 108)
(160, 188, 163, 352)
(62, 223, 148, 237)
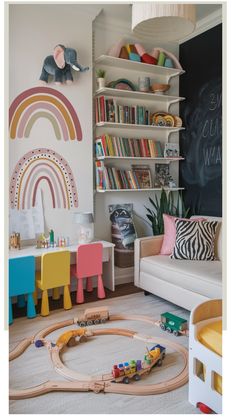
(95, 135, 163, 159)
(95, 138, 105, 158)
(131, 164, 152, 189)
(153, 163, 177, 188)
(164, 142, 180, 158)
(95, 96, 150, 125)
(95, 162, 153, 190)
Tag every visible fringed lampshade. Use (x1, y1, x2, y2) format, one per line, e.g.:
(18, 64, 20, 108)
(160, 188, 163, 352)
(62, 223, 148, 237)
(132, 2, 196, 41)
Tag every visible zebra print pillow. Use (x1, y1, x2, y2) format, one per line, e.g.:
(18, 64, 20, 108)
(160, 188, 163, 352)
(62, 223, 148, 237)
(171, 219, 218, 260)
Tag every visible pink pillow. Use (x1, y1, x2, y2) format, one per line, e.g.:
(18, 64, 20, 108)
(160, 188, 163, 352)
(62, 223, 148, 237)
(160, 214, 205, 255)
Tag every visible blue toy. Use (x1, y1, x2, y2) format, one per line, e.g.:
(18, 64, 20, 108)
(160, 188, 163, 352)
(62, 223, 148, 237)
(39, 44, 89, 85)
(9, 256, 36, 325)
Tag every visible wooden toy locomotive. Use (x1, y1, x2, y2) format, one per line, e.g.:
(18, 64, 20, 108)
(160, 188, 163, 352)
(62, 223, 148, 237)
(77, 306, 109, 327)
(160, 312, 188, 336)
(111, 344, 166, 384)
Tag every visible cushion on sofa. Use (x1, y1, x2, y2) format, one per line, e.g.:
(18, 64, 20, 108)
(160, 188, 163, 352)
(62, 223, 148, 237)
(190, 216, 222, 261)
(160, 214, 205, 255)
(140, 255, 222, 298)
(171, 219, 218, 261)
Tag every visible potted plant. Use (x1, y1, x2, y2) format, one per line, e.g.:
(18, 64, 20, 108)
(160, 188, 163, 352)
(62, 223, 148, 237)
(96, 68, 106, 89)
(145, 189, 190, 235)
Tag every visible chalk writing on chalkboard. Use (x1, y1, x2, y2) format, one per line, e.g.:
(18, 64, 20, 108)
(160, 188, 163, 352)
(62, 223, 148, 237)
(180, 77, 222, 188)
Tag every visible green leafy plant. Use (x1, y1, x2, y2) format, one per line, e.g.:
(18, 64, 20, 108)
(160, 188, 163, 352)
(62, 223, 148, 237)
(96, 68, 106, 78)
(145, 189, 190, 235)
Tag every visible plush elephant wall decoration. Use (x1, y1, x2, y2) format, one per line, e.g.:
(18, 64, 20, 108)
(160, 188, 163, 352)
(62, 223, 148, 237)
(39, 44, 89, 85)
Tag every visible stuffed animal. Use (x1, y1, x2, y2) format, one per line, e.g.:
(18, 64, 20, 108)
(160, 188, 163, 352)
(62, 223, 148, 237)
(39, 44, 89, 85)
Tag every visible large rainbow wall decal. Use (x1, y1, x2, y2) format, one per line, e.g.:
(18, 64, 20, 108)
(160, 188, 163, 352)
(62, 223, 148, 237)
(10, 148, 79, 210)
(9, 87, 82, 141)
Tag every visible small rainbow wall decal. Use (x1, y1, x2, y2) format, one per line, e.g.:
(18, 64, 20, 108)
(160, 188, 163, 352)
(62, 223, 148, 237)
(9, 87, 82, 141)
(10, 148, 79, 210)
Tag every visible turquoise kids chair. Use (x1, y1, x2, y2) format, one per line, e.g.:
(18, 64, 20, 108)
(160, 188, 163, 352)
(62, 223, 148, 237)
(9, 256, 36, 325)
(70, 243, 106, 304)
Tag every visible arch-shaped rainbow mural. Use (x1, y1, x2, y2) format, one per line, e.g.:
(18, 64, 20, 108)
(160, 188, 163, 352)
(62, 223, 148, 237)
(9, 87, 82, 141)
(10, 148, 79, 210)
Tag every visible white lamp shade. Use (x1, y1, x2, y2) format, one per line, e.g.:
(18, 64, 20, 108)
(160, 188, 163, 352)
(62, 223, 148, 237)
(132, 3, 196, 42)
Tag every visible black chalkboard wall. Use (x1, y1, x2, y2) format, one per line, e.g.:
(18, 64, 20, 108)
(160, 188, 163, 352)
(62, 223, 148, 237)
(179, 24, 222, 216)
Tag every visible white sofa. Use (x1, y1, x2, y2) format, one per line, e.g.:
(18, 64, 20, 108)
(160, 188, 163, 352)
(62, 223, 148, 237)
(134, 217, 222, 311)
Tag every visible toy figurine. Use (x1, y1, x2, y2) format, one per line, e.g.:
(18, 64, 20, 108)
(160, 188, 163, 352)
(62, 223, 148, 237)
(9, 233, 21, 250)
(39, 44, 89, 85)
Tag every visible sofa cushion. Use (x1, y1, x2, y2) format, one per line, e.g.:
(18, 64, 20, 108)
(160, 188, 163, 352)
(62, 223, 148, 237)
(160, 214, 206, 256)
(191, 216, 222, 261)
(140, 255, 222, 298)
(171, 219, 218, 261)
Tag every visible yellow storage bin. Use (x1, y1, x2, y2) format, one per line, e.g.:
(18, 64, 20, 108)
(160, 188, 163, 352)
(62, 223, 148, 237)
(198, 320, 222, 395)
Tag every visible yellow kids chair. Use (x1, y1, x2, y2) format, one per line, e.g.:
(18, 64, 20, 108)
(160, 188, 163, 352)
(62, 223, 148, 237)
(34, 251, 72, 316)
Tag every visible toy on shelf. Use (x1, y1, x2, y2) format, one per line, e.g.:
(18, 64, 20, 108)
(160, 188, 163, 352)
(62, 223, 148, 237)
(107, 40, 182, 70)
(9, 306, 189, 399)
(9, 232, 21, 250)
(111, 344, 166, 384)
(39, 44, 89, 85)
(77, 306, 109, 327)
(160, 312, 188, 337)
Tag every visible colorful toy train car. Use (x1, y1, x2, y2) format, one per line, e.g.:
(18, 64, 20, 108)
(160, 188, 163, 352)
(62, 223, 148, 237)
(111, 344, 166, 384)
(77, 306, 109, 327)
(160, 312, 188, 336)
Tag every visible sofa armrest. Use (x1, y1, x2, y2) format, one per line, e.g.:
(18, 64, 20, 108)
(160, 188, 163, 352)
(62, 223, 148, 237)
(134, 235, 164, 286)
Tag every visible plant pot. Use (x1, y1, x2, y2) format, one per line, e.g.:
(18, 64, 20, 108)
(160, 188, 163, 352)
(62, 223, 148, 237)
(97, 78, 105, 89)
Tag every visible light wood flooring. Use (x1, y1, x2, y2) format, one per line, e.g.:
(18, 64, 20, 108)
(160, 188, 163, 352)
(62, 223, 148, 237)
(9, 292, 199, 414)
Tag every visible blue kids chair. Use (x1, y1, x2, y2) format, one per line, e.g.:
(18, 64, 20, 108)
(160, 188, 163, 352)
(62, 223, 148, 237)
(9, 256, 36, 325)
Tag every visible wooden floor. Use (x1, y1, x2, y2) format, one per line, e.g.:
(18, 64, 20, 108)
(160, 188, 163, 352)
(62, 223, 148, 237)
(9, 292, 199, 414)
(12, 283, 141, 318)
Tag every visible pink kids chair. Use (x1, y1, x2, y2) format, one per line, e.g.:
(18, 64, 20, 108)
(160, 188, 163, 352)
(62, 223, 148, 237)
(70, 243, 106, 304)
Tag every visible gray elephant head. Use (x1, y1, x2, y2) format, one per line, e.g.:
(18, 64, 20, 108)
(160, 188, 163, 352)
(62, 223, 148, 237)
(53, 44, 88, 72)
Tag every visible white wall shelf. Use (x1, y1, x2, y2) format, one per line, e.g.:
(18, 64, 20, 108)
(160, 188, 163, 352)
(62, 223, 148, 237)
(97, 187, 185, 193)
(96, 156, 184, 162)
(96, 121, 185, 132)
(95, 55, 185, 79)
(95, 87, 185, 106)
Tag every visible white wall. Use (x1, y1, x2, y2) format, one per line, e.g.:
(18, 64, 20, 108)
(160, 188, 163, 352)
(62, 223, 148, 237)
(9, 4, 96, 243)
(93, 11, 180, 241)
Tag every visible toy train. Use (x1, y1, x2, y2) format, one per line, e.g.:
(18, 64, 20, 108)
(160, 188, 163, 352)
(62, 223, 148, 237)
(77, 306, 109, 327)
(160, 312, 188, 336)
(111, 344, 166, 384)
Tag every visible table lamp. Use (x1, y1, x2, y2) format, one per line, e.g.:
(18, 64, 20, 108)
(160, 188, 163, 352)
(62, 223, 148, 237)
(73, 212, 94, 244)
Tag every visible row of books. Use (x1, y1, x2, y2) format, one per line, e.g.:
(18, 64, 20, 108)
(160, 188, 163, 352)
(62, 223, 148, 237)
(95, 162, 153, 190)
(95, 162, 178, 191)
(95, 96, 150, 125)
(95, 135, 163, 158)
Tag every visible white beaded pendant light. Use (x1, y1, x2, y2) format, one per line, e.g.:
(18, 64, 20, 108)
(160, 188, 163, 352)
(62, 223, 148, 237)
(132, 2, 196, 41)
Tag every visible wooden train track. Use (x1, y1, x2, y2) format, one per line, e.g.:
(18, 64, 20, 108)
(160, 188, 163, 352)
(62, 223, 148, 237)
(9, 312, 189, 399)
